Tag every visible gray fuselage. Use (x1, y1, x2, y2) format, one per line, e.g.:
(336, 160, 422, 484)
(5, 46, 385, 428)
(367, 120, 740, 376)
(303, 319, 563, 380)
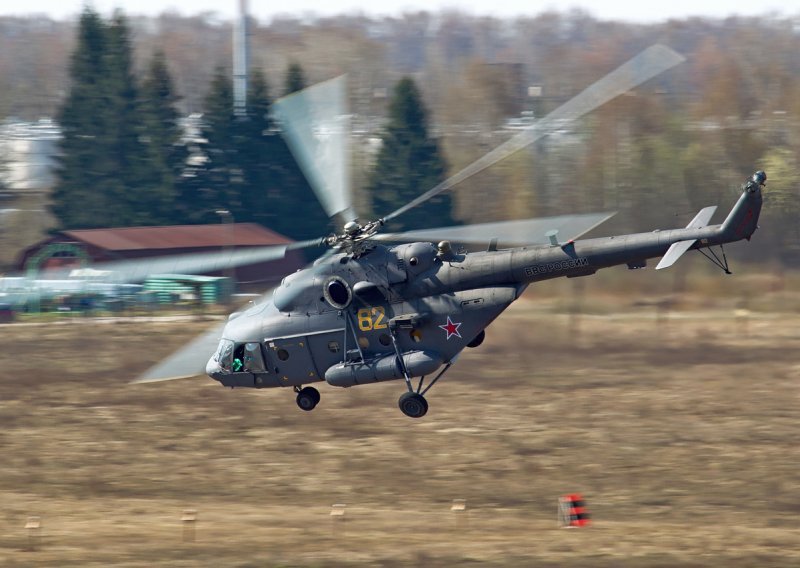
(206, 182, 762, 390)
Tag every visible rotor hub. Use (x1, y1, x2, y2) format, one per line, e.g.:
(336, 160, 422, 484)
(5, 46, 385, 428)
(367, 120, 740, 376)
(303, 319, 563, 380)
(325, 218, 385, 256)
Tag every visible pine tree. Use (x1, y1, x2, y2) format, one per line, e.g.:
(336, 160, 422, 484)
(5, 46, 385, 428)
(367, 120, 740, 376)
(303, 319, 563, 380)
(51, 8, 151, 229)
(283, 62, 306, 96)
(232, 68, 274, 226)
(368, 77, 454, 230)
(103, 11, 150, 226)
(195, 66, 329, 239)
(269, 64, 330, 239)
(51, 7, 111, 228)
(139, 49, 188, 225)
(198, 67, 241, 215)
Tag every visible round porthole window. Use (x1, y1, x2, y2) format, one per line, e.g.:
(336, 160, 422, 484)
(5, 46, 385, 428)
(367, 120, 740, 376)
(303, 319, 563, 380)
(277, 348, 290, 361)
(379, 334, 391, 346)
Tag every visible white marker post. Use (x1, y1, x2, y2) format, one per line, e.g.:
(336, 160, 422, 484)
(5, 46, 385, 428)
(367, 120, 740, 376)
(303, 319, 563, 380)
(451, 499, 467, 530)
(181, 509, 197, 543)
(24, 516, 41, 551)
(330, 504, 346, 537)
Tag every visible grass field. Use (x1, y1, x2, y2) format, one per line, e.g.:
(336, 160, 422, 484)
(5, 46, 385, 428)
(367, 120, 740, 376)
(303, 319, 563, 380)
(1, 273, 799, 566)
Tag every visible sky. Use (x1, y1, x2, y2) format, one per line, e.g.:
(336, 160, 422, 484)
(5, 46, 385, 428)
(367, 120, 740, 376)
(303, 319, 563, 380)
(2, 0, 799, 24)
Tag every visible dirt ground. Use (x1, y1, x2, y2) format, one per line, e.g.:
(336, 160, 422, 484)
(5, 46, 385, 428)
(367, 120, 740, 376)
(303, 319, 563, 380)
(1, 275, 799, 567)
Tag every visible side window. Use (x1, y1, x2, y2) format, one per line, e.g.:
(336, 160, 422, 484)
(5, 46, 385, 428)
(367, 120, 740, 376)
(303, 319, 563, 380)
(232, 344, 245, 372)
(243, 342, 267, 373)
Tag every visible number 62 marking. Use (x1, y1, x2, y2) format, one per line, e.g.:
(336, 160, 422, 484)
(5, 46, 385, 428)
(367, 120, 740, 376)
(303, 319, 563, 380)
(357, 306, 388, 331)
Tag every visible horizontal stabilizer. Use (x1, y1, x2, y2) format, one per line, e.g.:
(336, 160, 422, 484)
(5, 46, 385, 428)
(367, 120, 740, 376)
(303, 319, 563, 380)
(656, 239, 696, 270)
(686, 206, 717, 229)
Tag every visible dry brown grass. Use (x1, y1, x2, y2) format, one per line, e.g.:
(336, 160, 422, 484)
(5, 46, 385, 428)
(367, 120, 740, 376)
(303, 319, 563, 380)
(1, 283, 799, 566)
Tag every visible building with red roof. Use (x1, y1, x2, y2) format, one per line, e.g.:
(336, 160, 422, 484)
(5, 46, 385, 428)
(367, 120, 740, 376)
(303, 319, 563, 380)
(16, 223, 304, 289)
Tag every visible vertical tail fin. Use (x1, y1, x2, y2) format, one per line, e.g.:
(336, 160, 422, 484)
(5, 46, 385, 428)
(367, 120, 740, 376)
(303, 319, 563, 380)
(720, 173, 764, 242)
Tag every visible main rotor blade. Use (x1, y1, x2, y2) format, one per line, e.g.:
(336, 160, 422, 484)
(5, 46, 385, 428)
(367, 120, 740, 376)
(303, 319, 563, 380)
(33, 245, 289, 284)
(133, 320, 227, 383)
(272, 75, 356, 222)
(133, 279, 285, 384)
(130, 249, 335, 385)
(382, 44, 686, 223)
(374, 212, 615, 247)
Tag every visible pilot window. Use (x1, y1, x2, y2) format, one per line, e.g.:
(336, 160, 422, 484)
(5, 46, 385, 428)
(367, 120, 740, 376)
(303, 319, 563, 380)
(243, 342, 266, 373)
(214, 339, 235, 372)
(214, 340, 266, 373)
(232, 344, 245, 372)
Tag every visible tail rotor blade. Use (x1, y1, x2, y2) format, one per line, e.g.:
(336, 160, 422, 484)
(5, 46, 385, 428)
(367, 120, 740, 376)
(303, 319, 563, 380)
(382, 44, 685, 223)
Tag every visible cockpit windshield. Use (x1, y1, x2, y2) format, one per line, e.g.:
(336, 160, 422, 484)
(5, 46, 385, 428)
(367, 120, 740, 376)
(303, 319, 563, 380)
(214, 339, 267, 374)
(214, 339, 235, 372)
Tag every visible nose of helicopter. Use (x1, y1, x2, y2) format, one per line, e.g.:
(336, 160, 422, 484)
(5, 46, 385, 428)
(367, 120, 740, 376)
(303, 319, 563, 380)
(205, 356, 223, 382)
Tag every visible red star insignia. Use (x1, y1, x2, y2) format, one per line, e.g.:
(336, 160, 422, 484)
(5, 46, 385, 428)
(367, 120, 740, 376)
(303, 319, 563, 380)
(439, 316, 462, 340)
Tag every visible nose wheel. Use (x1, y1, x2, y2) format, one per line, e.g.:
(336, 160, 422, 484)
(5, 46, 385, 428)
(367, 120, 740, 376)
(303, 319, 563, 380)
(295, 386, 321, 411)
(398, 392, 428, 418)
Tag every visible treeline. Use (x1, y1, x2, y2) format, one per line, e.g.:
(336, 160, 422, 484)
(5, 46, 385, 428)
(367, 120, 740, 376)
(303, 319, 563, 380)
(1, 10, 799, 262)
(50, 9, 328, 239)
(48, 9, 451, 239)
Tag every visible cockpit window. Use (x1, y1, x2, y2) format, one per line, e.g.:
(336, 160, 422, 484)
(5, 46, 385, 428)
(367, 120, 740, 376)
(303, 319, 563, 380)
(243, 342, 266, 373)
(215, 340, 267, 374)
(214, 339, 234, 372)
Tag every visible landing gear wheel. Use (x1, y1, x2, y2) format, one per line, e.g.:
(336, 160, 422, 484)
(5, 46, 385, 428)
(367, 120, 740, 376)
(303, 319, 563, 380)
(296, 386, 320, 411)
(398, 392, 428, 418)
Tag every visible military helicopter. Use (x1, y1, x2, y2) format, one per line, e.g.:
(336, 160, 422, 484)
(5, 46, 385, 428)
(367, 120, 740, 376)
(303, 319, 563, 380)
(135, 45, 764, 418)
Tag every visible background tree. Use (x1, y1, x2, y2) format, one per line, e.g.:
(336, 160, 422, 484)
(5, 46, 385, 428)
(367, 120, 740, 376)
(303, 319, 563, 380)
(9, 11, 800, 265)
(760, 148, 800, 264)
(192, 65, 328, 239)
(238, 69, 328, 238)
(138, 49, 188, 226)
(194, 67, 241, 218)
(103, 11, 150, 226)
(283, 62, 306, 96)
(368, 77, 455, 230)
(51, 7, 111, 229)
(51, 9, 150, 229)
(234, 68, 276, 226)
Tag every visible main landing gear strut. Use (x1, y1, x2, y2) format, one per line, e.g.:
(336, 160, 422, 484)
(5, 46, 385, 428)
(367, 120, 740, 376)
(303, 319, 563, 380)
(397, 362, 454, 419)
(389, 325, 462, 419)
(295, 385, 320, 411)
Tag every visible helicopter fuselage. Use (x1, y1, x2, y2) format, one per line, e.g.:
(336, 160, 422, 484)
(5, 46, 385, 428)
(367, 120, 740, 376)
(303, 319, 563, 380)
(206, 181, 762, 392)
